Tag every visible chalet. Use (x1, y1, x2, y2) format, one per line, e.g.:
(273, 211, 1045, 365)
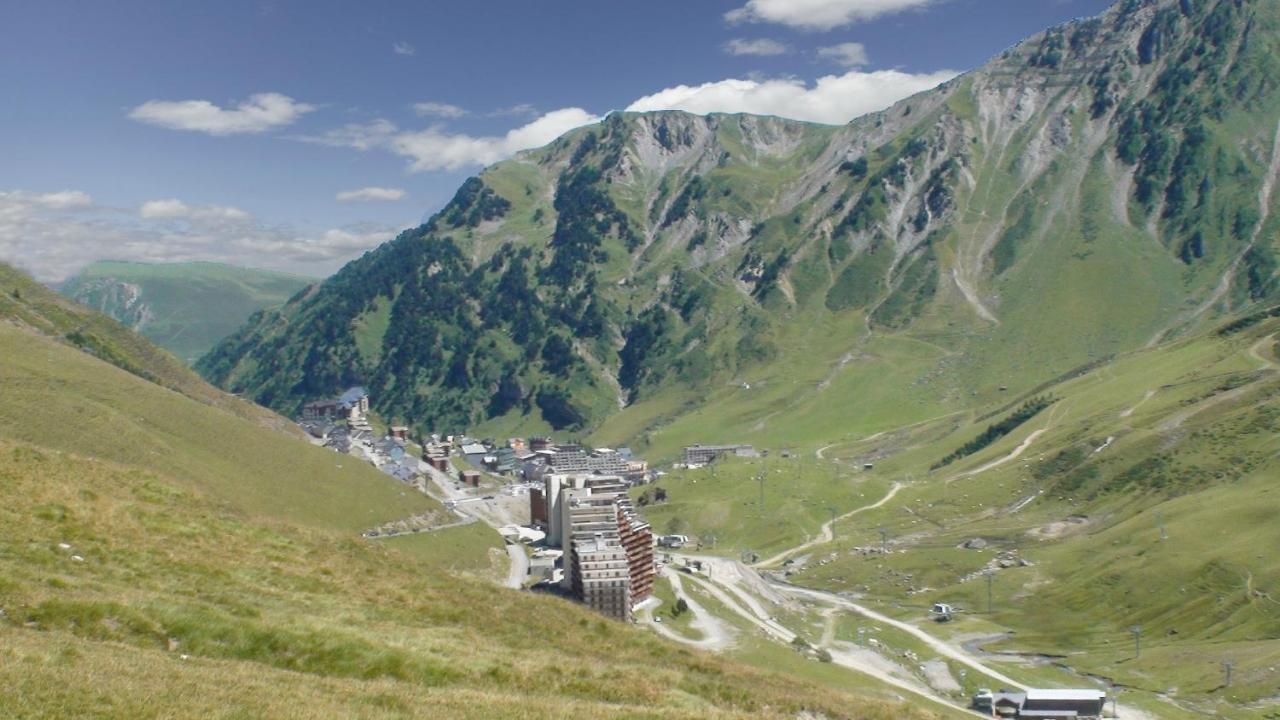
(381, 458, 421, 483)
(460, 469, 482, 487)
(461, 442, 489, 467)
(492, 447, 518, 475)
(389, 426, 409, 440)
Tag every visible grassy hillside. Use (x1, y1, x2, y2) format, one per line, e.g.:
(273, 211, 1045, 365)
(1, 261, 430, 532)
(637, 457, 894, 559)
(642, 314, 1280, 716)
(0, 322, 435, 533)
(0, 441, 941, 720)
(0, 261, 946, 718)
(0, 262, 945, 717)
(0, 403, 935, 718)
(1, 262, 296, 435)
(62, 260, 313, 364)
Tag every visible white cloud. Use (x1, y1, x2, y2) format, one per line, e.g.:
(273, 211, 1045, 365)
(303, 108, 598, 172)
(0, 189, 396, 282)
(724, 38, 790, 57)
(626, 68, 957, 125)
(128, 92, 315, 135)
(336, 187, 406, 203)
(817, 42, 870, 67)
(392, 41, 415, 56)
(498, 109, 599, 161)
(139, 198, 250, 221)
(27, 190, 95, 210)
(489, 103, 539, 118)
(726, 0, 937, 30)
(300, 119, 398, 151)
(413, 101, 468, 118)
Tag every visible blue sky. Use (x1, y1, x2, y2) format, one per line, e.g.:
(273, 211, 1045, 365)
(2, 0, 1112, 281)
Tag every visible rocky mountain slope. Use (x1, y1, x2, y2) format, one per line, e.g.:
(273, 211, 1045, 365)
(62, 261, 312, 364)
(200, 0, 1280, 454)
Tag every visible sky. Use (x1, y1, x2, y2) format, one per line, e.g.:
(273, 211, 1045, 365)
(1, 0, 1114, 282)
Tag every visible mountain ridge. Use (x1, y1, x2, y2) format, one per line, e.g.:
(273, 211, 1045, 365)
(199, 0, 1280, 457)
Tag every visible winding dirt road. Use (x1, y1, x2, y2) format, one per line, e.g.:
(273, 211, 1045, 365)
(755, 482, 904, 568)
(638, 567, 736, 651)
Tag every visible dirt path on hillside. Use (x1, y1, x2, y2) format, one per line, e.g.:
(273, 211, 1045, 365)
(1249, 334, 1278, 371)
(1155, 334, 1278, 432)
(663, 550, 1160, 719)
(946, 402, 1066, 485)
(681, 570, 797, 643)
(815, 409, 970, 463)
(1158, 372, 1274, 433)
(676, 556, 985, 717)
(1120, 388, 1157, 419)
(754, 482, 904, 568)
(948, 427, 1048, 484)
(780, 582, 1027, 688)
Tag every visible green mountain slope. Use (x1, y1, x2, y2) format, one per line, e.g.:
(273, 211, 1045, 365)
(62, 261, 313, 364)
(2, 262, 296, 434)
(638, 313, 1280, 716)
(200, 0, 1280, 458)
(0, 269, 933, 719)
(0, 262, 431, 532)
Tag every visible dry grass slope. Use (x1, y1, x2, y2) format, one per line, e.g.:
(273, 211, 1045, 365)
(0, 442, 932, 720)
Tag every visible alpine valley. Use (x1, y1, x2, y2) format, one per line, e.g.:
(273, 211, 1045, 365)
(6, 0, 1280, 718)
(62, 261, 312, 364)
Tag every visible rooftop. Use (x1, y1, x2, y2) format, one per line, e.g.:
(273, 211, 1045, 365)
(339, 386, 368, 403)
(1026, 689, 1106, 701)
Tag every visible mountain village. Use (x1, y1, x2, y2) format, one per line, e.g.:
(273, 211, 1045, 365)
(294, 386, 1118, 719)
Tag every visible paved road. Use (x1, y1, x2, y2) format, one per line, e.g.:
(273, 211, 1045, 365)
(421, 463, 529, 588)
(504, 543, 528, 589)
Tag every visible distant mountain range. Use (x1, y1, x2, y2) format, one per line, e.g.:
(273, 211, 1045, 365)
(61, 260, 312, 364)
(199, 0, 1280, 460)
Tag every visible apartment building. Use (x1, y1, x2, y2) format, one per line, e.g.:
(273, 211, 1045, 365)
(550, 475, 655, 620)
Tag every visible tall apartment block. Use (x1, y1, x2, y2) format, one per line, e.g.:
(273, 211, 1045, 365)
(548, 474, 655, 620)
